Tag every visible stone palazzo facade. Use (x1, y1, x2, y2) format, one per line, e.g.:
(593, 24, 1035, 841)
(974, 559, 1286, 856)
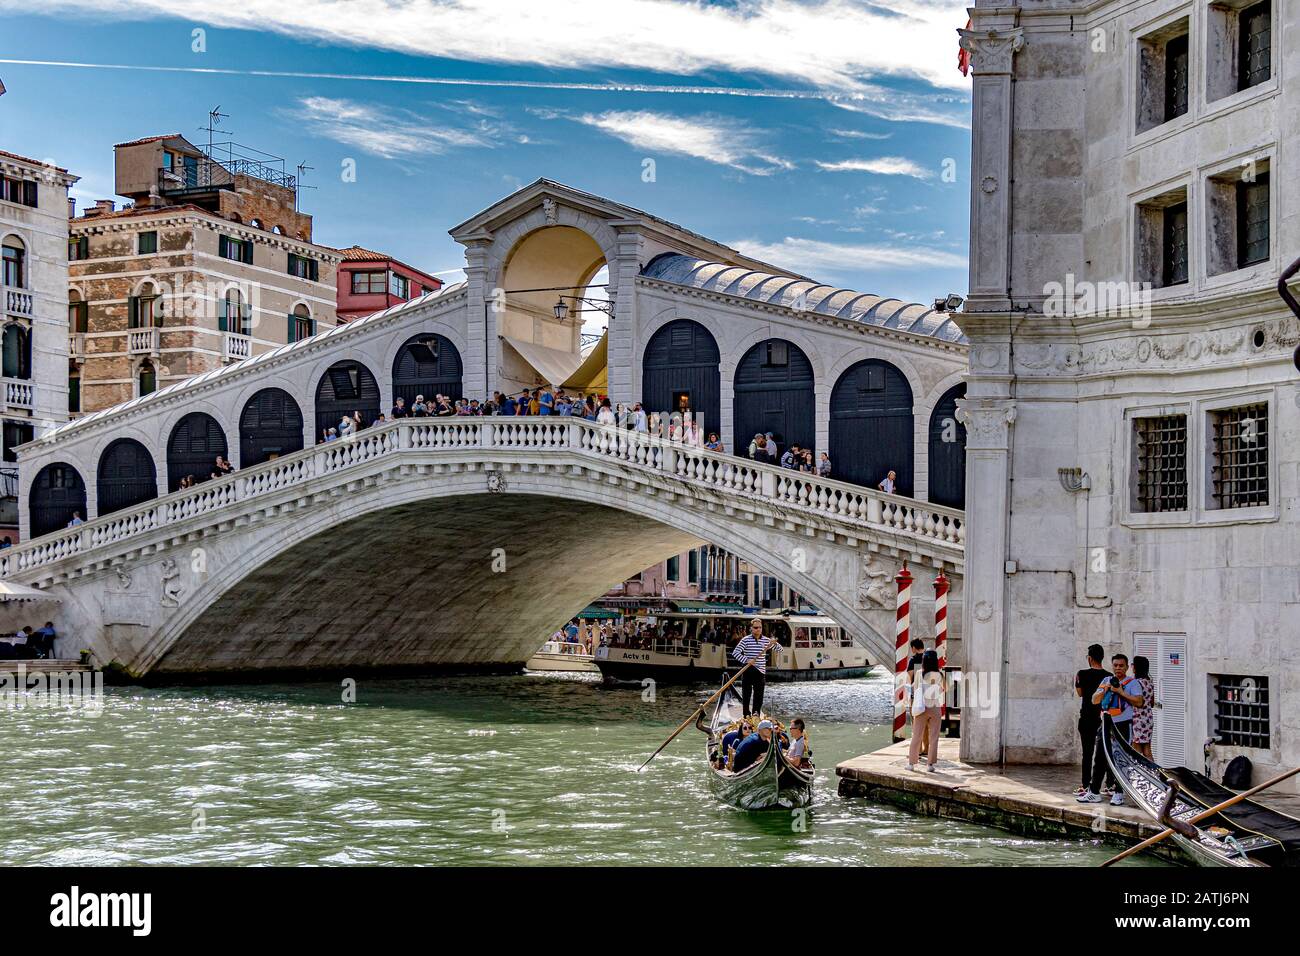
(958, 0, 1299, 787)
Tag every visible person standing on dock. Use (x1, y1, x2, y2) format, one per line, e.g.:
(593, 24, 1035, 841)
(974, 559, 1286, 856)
(1073, 644, 1109, 797)
(1078, 654, 1144, 806)
(907, 651, 945, 772)
(732, 619, 775, 717)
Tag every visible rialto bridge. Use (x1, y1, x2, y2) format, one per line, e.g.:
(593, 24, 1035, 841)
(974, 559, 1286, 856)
(6, 180, 970, 677)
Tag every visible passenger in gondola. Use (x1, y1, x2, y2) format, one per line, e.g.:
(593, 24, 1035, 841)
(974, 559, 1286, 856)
(784, 718, 810, 769)
(730, 720, 773, 773)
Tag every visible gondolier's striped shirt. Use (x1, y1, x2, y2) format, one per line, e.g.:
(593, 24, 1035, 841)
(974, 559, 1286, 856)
(732, 637, 773, 674)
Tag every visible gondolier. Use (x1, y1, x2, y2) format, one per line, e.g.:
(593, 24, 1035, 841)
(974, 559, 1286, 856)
(731, 619, 775, 717)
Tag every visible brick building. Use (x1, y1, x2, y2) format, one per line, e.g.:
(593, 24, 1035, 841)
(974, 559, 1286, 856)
(329, 245, 443, 323)
(68, 134, 340, 413)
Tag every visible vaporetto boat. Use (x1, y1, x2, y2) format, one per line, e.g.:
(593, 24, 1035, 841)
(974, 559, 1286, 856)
(594, 611, 871, 684)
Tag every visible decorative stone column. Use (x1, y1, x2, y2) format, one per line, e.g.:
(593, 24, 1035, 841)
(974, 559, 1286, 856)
(606, 228, 642, 408)
(958, 25, 1023, 313)
(461, 236, 493, 400)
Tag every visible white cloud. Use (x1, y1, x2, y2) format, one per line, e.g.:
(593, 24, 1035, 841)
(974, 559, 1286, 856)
(13, 0, 975, 93)
(294, 96, 504, 158)
(565, 110, 793, 175)
(829, 128, 893, 140)
(817, 156, 932, 179)
(733, 236, 966, 274)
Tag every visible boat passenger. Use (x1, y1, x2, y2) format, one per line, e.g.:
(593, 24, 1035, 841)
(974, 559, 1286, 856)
(730, 720, 773, 773)
(784, 718, 810, 769)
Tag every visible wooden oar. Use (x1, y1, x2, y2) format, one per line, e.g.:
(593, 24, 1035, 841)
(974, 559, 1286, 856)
(1101, 764, 1300, 866)
(637, 660, 756, 773)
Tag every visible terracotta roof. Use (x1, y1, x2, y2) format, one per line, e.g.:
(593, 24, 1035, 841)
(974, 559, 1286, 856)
(0, 148, 70, 174)
(326, 244, 394, 262)
(112, 133, 186, 148)
(71, 203, 210, 223)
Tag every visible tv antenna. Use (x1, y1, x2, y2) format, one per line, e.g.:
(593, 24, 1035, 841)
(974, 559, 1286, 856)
(201, 106, 231, 159)
(295, 161, 316, 211)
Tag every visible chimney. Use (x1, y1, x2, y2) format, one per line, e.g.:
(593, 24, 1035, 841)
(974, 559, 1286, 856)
(67, 197, 76, 219)
(80, 199, 116, 218)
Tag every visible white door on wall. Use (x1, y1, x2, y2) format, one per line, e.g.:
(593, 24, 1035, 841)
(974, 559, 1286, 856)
(1133, 632, 1189, 767)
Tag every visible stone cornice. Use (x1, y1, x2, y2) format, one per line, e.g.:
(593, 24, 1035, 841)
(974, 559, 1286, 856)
(71, 211, 343, 262)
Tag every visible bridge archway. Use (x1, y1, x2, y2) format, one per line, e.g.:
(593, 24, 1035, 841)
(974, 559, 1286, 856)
(28, 462, 86, 537)
(830, 359, 914, 493)
(641, 319, 720, 431)
(239, 387, 303, 467)
(314, 360, 380, 441)
(167, 412, 228, 490)
(928, 383, 967, 509)
(134, 467, 902, 677)
(391, 332, 463, 407)
(96, 438, 157, 516)
(733, 338, 815, 456)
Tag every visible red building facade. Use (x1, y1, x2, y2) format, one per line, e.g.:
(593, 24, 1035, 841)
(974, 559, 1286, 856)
(330, 245, 444, 322)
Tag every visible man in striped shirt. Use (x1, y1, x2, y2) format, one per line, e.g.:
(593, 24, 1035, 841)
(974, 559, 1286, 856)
(732, 618, 775, 717)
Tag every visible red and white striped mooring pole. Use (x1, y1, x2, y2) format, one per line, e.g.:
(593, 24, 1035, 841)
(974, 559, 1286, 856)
(892, 563, 913, 742)
(934, 570, 949, 719)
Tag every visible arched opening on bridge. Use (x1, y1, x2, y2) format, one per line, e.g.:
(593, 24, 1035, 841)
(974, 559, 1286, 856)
(830, 359, 913, 493)
(928, 384, 967, 509)
(642, 319, 720, 432)
(315, 360, 380, 441)
(733, 338, 815, 457)
(96, 437, 157, 517)
(167, 412, 229, 491)
(29, 462, 85, 538)
(239, 388, 303, 467)
(497, 225, 606, 397)
(392, 332, 463, 407)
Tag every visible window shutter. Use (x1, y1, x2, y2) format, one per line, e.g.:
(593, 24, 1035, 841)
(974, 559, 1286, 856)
(217, 296, 228, 333)
(219, 235, 230, 259)
(23, 181, 38, 208)
(79, 237, 88, 259)
(286, 253, 295, 277)
(287, 313, 297, 343)
(310, 319, 318, 336)
(309, 258, 319, 282)
(127, 295, 139, 329)
(243, 240, 254, 265)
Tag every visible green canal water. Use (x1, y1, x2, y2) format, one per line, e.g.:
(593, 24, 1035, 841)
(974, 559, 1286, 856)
(0, 668, 1157, 866)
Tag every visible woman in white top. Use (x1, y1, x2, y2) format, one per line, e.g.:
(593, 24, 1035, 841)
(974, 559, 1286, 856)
(596, 400, 616, 425)
(339, 415, 356, 438)
(878, 469, 897, 495)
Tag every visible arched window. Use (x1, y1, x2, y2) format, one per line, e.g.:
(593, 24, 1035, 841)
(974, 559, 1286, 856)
(167, 412, 228, 490)
(138, 359, 157, 397)
(829, 359, 914, 492)
(271, 225, 285, 236)
(240, 388, 303, 467)
(96, 437, 157, 516)
(314, 360, 380, 441)
(29, 462, 86, 538)
(289, 303, 314, 343)
(1, 323, 30, 379)
(928, 384, 967, 508)
(250, 218, 263, 230)
(641, 319, 720, 434)
(733, 339, 815, 456)
(128, 281, 161, 329)
(392, 332, 462, 406)
(218, 288, 252, 336)
(1, 237, 25, 288)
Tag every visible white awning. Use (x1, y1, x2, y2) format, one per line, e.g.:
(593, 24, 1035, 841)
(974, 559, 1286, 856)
(0, 580, 61, 603)
(563, 333, 607, 390)
(501, 336, 584, 387)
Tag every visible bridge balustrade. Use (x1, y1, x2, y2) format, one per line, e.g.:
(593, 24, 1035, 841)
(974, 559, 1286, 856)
(4, 418, 964, 580)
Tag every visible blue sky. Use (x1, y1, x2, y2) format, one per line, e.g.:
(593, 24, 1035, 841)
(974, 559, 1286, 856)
(0, 0, 972, 306)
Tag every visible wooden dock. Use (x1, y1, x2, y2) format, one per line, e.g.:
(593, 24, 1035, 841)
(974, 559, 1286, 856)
(837, 739, 1188, 862)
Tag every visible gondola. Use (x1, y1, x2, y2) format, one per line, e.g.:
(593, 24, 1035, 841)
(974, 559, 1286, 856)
(1101, 715, 1300, 867)
(697, 682, 814, 810)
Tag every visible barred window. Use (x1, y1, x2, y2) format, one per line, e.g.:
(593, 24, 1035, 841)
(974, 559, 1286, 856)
(1239, 1, 1271, 91)
(1162, 202, 1189, 286)
(1210, 403, 1268, 509)
(1236, 172, 1269, 267)
(1164, 33, 1189, 121)
(1213, 675, 1269, 748)
(1134, 415, 1188, 512)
